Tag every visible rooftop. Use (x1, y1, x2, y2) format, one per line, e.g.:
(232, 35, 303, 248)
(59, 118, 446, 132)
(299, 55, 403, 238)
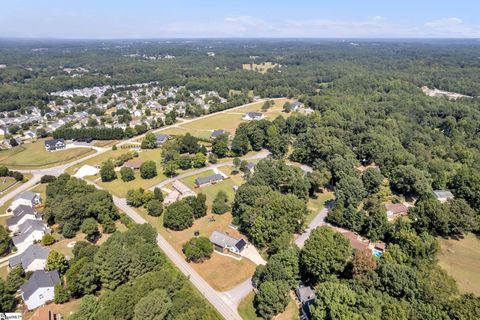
(195, 173, 224, 186)
(9, 244, 49, 269)
(20, 270, 60, 300)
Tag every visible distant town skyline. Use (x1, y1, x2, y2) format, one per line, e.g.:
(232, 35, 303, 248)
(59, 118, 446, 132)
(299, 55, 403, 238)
(1, 0, 479, 39)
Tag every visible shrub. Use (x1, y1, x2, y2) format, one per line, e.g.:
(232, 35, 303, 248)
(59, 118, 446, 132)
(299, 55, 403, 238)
(182, 236, 213, 262)
(140, 161, 157, 179)
(41, 234, 56, 246)
(120, 167, 135, 182)
(147, 200, 164, 217)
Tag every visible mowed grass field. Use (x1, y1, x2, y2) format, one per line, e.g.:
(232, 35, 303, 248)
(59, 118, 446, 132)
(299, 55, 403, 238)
(0, 139, 94, 169)
(160, 98, 293, 140)
(0, 177, 17, 193)
(138, 208, 257, 291)
(438, 233, 480, 295)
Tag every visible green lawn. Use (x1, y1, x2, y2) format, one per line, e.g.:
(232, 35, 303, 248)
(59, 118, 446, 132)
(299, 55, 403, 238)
(438, 233, 480, 295)
(0, 177, 17, 192)
(181, 113, 245, 134)
(180, 169, 237, 207)
(0, 139, 94, 169)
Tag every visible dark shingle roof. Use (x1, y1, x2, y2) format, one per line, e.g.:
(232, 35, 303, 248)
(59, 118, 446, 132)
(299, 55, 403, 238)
(44, 138, 65, 147)
(20, 270, 60, 300)
(9, 244, 49, 269)
(211, 129, 228, 139)
(155, 134, 169, 143)
(14, 191, 37, 202)
(195, 173, 224, 186)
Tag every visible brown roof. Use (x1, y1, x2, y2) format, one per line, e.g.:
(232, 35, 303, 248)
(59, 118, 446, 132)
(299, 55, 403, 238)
(124, 160, 143, 169)
(342, 231, 368, 251)
(385, 203, 408, 214)
(374, 242, 386, 251)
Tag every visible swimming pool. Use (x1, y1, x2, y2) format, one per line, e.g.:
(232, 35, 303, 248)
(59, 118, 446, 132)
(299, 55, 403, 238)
(372, 249, 383, 258)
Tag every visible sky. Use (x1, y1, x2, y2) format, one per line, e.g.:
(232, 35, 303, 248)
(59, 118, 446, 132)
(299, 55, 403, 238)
(1, 0, 479, 39)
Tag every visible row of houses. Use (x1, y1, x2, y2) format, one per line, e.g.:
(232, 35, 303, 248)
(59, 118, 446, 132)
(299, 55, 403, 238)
(6, 192, 60, 310)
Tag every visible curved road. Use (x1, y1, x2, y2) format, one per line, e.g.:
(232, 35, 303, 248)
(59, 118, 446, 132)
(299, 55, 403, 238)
(0, 99, 280, 320)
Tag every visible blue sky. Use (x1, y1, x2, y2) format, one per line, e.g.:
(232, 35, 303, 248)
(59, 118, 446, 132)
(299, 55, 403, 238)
(1, 0, 479, 38)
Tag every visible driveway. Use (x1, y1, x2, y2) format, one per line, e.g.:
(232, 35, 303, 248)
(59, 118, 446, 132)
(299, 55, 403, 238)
(240, 244, 266, 265)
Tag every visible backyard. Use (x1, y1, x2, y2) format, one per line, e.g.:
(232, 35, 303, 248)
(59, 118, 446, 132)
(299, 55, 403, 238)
(138, 208, 257, 292)
(438, 233, 480, 295)
(0, 139, 94, 169)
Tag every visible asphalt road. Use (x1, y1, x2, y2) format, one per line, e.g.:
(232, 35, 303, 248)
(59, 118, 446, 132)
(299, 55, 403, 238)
(0, 99, 281, 320)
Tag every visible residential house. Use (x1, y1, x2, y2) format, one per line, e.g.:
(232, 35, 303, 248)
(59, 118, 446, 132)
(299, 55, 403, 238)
(9, 244, 49, 272)
(164, 180, 196, 206)
(209, 231, 247, 254)
(385, 203, 408, 220)
(7, 205, 41, 233)
(242, 112, 265, 121)
(155, 134, 169, 146)
(244, 162, 255, 175)
(433, 190, 455, 203)
(20, 270, 61, 310)
(44, 138, 66, 152)
(291, 101, 304, 111)
(194, 173, 224, 187)
(295, 285, 316, 320)
(9, 191, 42, 211)
(211, 129, 229, 139)
(12, 221, 50, 253)
(304, 107, 314, 115)
(124, 160, 143, 170)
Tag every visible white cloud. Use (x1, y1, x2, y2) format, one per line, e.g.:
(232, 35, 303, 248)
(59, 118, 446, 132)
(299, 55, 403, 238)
(425, 17, 463, 28)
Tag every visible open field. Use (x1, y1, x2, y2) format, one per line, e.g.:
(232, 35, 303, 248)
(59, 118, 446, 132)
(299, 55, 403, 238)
(160, 98, 292, 140)
(181, 113, 245, 133)
(138, 208, 256, 292)
(242, 62, 279, 74)
(65, 148, 135, 174)
(0, 177, 17, 193)
(0, 139, 95, 169)
(438, 233, 480, 295)
(238, 292, 299, 320)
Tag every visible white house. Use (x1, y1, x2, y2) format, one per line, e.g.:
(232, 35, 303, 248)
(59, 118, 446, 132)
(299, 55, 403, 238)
(6, 205, 41, 234)
(291, 101, 304, 111)
(12, 221, 50, 253)
(9, 244, 49, 272)
(44, 138, 66, 152)
(433, 190, 455, 203)
(209, 231, 247, 254)
(9, 192, 42, 211)
(242, 112, 265, 121)
(20, 270, 60, 310)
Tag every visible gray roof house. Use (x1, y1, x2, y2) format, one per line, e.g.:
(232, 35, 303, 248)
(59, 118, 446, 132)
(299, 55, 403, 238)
(7, 205, 40, 233)
(211, 129, 229, 139)
(20, 270, 60, 310)
(155, 134, 169, 146)
(209, 231, 247, 254)
(291, 101, 304, 111)
(9, 244, 49, 272)
(242, 112, 264, 121)
(9, 192, 42, 211)
(433, 190, 455, 203)
(195, 173, 224, 187)
(295, 285, 316, 320)
(44, 138, 66, 151)
(12, 222, 50, 253)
